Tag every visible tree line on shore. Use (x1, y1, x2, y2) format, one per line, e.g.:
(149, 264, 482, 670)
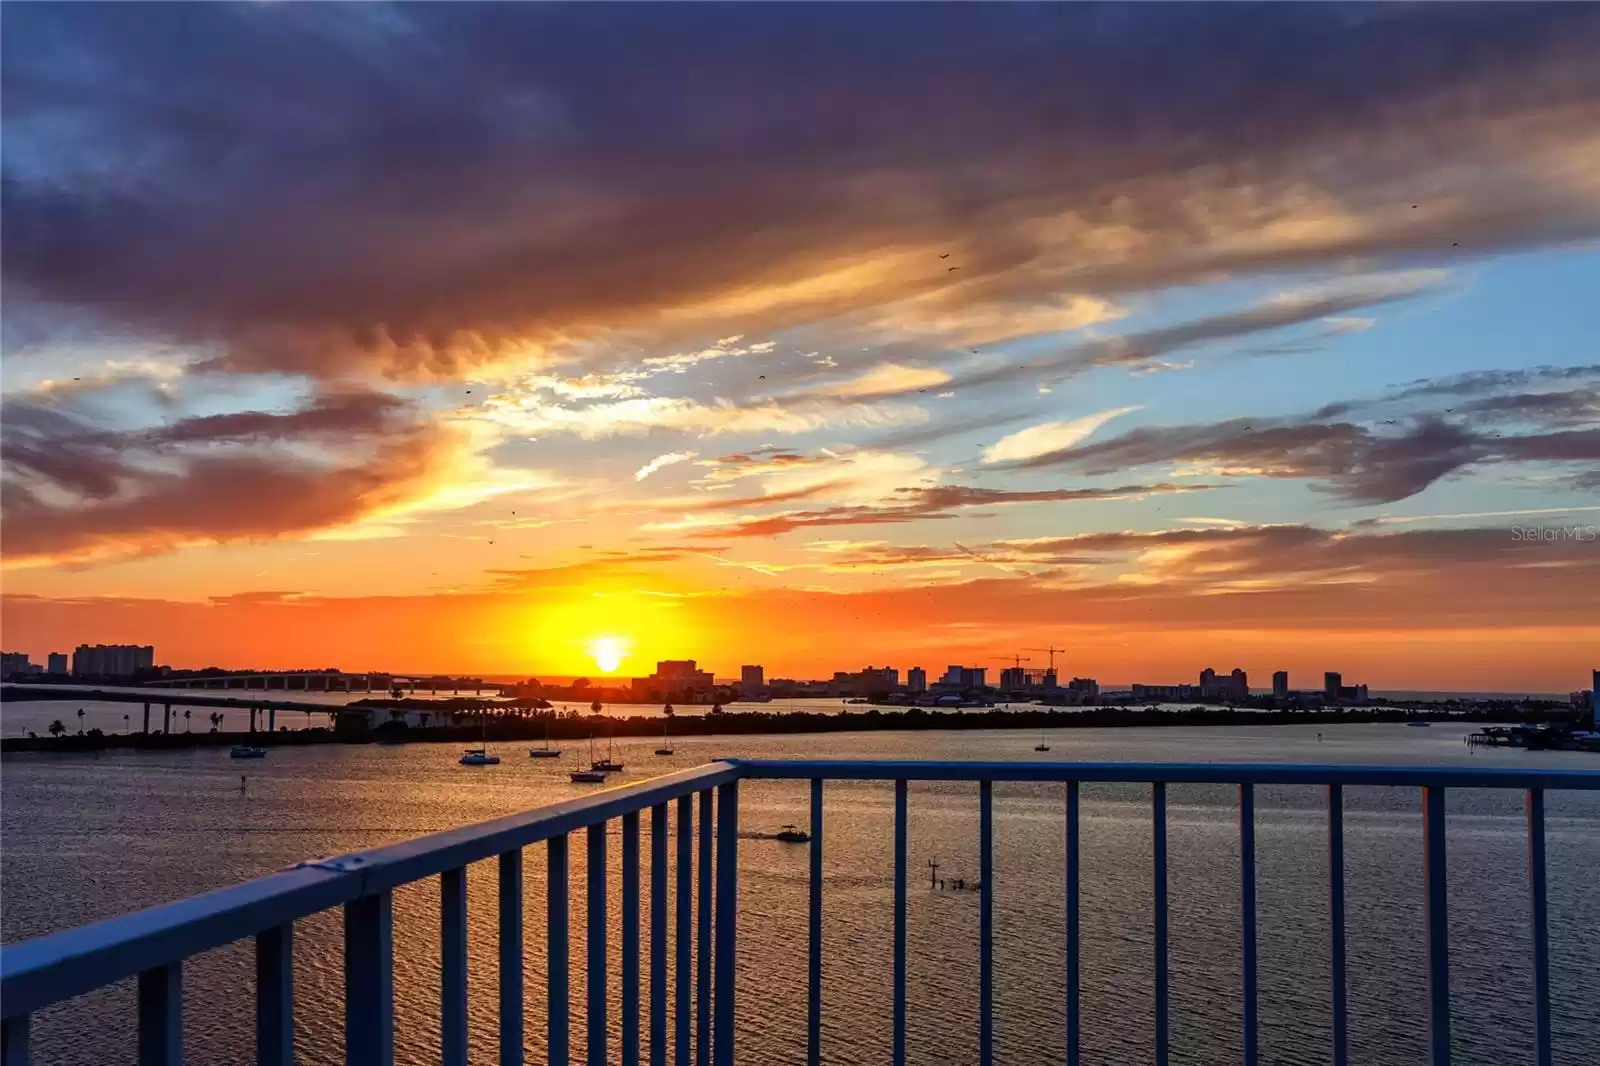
(4, 700, 1585, 753)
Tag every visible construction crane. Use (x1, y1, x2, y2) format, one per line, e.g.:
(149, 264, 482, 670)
(995, 653, 1031, 670)
(1026, 645, 1065, 672)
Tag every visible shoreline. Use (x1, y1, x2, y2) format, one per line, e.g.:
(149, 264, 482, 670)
(2, 703, 1588, 754)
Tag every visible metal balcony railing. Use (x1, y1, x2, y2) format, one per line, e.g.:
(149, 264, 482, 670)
(2, 760, 1596, 1066)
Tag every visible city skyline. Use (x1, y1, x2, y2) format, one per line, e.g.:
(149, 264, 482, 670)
(3, 6, 1598, 690)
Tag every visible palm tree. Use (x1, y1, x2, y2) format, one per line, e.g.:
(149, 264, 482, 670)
(184, 709, 193, 732)
(48, 719, 66, 738)
(663, 702, 674, 717)
(76, 707, 85, 734)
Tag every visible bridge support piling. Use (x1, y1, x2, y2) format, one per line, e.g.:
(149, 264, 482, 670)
(162, 705, 171, 733)
(143, 704, 150, 734)
(268, 708, 276, 733)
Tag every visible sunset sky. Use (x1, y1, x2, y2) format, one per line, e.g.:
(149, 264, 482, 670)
(3, 4, 1597, 690)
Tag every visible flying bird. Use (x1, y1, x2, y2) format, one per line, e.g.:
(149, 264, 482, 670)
(947, 267, 959, 272)
(939, 253, 950, 259)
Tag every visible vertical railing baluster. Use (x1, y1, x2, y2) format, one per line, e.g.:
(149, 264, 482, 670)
(549, 835, 570, 1066)
(138, 963, 182, 1066)
(624, 811, 642, 1066)
(256, 922, 294, 1066)
(345, 892, 394, 1066)
(675, 796, 693, 1066)
(1240, 784, 1258, 1066)
(1329, 785, 1347, 1066)
(1527, 788, 1551, 1066)
(714, 781, 739, 1066)
(651, 804, 669, 1066)
(1422, 786, 1451, 1066)
(443, 866, 469, 1066)
(807, 779, 823, 1066)
(1, 1014, 29, 1066)
(588, 822, 609, 1066)
(1153, 782, 1169, 1066)
(501, 848, 526, 1066)
(979, 780, 994, 1066)
(1066, 781, 1080, 1066)
(696, 790, 713, 1066)
(893, 780, 908, 1066)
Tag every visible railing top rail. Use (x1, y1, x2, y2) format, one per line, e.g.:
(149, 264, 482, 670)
(727, 758, 1600, 790)
(0, 760, 739, 1018)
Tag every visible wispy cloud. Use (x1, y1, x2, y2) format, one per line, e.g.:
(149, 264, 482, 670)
(477, 395, 928, 439)
(981, 406, 1140, 463)
(663, 482, 1219, 538)
(635, 451, 698, 482)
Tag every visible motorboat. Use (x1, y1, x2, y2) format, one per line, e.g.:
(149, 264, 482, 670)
(774, 824, 810, 843)
(570, 768, 607, 783)
(230, 745, 267, 759)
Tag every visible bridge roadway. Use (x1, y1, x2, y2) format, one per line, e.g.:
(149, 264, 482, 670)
(136, 672, 506, 694)
(0, 683, 518, 734)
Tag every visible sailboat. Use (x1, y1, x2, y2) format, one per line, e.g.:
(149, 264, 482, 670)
(529, 716, 562, 758)
(460, 713, 501, 765)
(591, 721, 625, 772)
(1034, 729, 1051, 753)
(655, 717, 675, 756)
(571, 734, 607, 782)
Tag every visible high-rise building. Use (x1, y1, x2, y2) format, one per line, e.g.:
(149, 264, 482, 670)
(633, 659, 714, 699)
(740, 665, 764, 695)
(47, 652, 68, 674)
(71, 644, 155, 677)
(999, 666, 1027, 691)
(655, 660, 702, 680)
(1, 652, 32, 676)
(1200, 667, 1248, 700)
(1324, 672, 1342, 699)
(907, 667, 927, 692)
(1272, 670, 1289, 698)
(939, 665, 986, 688)
(1066, 677, 1099, 703)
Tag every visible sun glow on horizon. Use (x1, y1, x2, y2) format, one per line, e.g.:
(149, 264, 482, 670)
(587, 635, 629, 674)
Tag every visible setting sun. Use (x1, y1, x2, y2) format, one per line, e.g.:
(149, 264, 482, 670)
(587, 636, 629, 674)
